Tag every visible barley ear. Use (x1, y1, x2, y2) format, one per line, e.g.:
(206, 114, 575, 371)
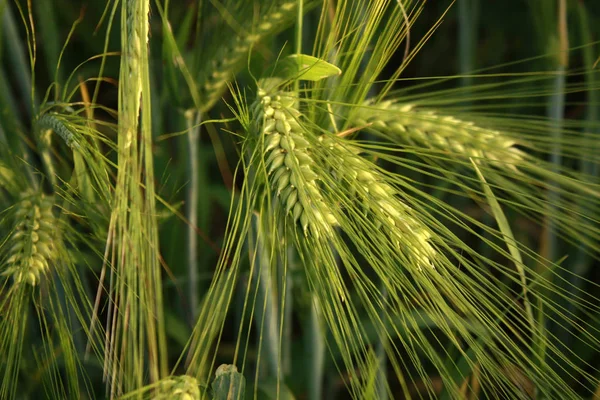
(199, 1, 299, 113)
(155, 375, 201, 400)
(353, 101, 525, 168)
(319, 135, 437, 271)
(2, 191, 56, 286)
(255, 82, 337, 237)
(35, 112, 80, 149)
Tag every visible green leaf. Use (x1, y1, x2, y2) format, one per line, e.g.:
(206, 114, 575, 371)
(211, 364, 246, 400)
(274, 54, 341, 81)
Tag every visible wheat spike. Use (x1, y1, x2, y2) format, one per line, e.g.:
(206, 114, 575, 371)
(199, 1, 298, 112)
(353, 101, 525, 166)
(255, 83, 337, 237)
(320, 135, 437, 270)
(2, 191, 56, 286)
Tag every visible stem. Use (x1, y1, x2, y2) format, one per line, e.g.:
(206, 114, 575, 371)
(296, 0, 303, 56)
(574, 0, 600, 276)
(375, 285, 388, 400)
(545, 0, 567, 266)
(457, 0, 479, 94)
(295, 0, 304, 96)
(540, 0, 567, 387)
(185, 110, 201, 323)
(280, 246, 295, 376)
(252, 216, 281, 381)
(306, 295, 325, 400)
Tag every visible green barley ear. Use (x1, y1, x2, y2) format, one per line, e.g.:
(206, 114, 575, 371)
(155, 375, 201, 400)
(35, 111, 81, 150)
(197, 1, 301, 113)
(319, 134, 437, 270)
(99, 0, 168, 394)
(254, 79, 337, 237)
(1, 190, 56, 286)
(352, 100, 525, 167)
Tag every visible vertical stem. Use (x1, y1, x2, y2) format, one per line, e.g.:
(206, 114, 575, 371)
(545, 0, 567, 265)
(296, 0, 303, 56)
(306, 295, 325, 400)
(457, 0, 479, 94)
(1, 3, 38, 186)
(539, 1, 567, 389)
(1, 2, 36, 119)
(185, 110, 201, 323)
(575, 1, 600, 275)
(252, 216, 281, 381)
(295, 0, 304, 96)
(375, 285, 388, 400)
(280, 246, 295, 376)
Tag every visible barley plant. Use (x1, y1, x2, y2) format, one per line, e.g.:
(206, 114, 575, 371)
(1, 0, 599, 398)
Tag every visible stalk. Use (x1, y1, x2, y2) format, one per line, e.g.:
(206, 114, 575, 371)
(375, 285, 388, 400)
(250, 216, 281, 381)
(457, 0, 479, 93)
(185, 110, 202, 323)
(544, 0, 568, 264)
(103, 0, 167, 394)
(0, 67, 35, 184)
(574, 0, 599, 276)
(306, 295, 325, 400)
(1, 4, 40, 185)
(1, 2, 36, 119)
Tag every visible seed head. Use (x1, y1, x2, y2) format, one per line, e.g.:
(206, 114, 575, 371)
(353, 101, 524, 167)
(320, 135, 437, 270)
(156, 375, 200, 400)
(255, 84, 337, 237)
(2, 191, 56, 286)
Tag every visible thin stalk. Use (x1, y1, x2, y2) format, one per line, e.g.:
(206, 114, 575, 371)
(280, 246, 295, 376)
(541, 0, 567, 387)
(296, 0, 304, 56)
(375, 285, 388, 400)
(0, 67, 35, 185)
(544, 0, 568, 264)
(294, 0, 304, 96)
(1, 2, 36, 118)
(306, 295, 325, 400)
(457, 0, 479, 93)
(185, 110, 202, 323)
(251, 216, 281, 382)
(574, 0, 600, 277)
(1, 5, 37, 185)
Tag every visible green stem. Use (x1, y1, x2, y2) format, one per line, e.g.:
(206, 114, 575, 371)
(296, 0, 303, 56)
(281, 246, 295, 376)
(541, 0, 567, 388)
(252, 216, 281, 381)
(185, 110, 201, 323)
(457, 0, 479, 93)
(574, 0, 600, 276)
(545, 0, 567, 266)
(306, 295, 325, 400)
(375, 285, 388, 400)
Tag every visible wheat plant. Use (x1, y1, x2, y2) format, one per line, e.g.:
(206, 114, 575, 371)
(0, 0, 599, 399)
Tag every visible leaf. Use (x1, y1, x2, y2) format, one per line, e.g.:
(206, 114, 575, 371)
(211, 364, 246, 400)
(274, 54, 341, 81)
